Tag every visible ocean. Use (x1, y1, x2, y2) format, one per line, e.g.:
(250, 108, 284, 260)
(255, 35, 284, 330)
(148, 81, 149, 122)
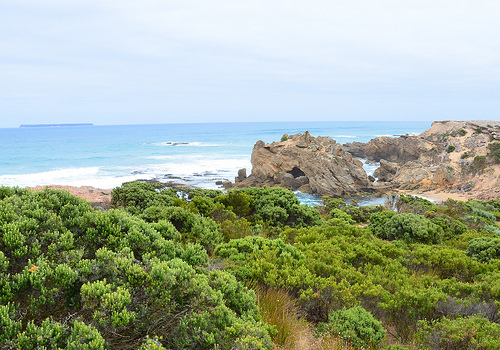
(1, 121, 431, 204)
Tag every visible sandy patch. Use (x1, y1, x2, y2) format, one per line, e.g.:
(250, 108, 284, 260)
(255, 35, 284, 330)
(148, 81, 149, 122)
(27, 185, 113, 209)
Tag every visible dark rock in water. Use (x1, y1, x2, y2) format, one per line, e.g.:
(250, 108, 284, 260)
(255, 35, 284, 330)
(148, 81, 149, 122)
(215, 180, 223, 185)
(235, 168, 247, 183)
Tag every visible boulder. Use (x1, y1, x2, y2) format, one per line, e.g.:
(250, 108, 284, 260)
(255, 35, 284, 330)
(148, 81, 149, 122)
(239, 131, 371, 196)
(235, 168, 247, 182)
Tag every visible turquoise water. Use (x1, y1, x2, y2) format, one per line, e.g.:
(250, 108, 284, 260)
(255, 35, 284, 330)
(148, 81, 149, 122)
(0, 121, 431, 193)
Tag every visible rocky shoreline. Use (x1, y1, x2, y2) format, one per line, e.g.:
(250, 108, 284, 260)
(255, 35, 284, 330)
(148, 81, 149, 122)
(26, 120, 500, 206)
(226, 120, 500, 200)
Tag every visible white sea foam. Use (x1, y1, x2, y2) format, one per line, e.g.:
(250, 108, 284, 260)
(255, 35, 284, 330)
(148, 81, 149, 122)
(148, 141, 220, 147)
(358, 158, 379, 177)
(0, 167, 100, 187)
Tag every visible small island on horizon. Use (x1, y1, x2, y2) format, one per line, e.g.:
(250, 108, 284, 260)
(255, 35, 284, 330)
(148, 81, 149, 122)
(19, 123, 93, 128)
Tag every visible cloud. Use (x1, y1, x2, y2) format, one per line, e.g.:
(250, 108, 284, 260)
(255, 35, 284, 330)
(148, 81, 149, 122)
(1, 0, 499, 127)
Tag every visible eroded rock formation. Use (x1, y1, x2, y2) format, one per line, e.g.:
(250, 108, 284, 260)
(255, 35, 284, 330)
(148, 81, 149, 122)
(233, 131, 371, 196)
(345, 120, 500, 198)
(227, 121, 500, 199)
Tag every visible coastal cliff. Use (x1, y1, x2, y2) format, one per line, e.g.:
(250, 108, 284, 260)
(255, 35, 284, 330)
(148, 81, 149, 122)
(230, 121, 500, 199)
(345, 120, 500, 199)
(231, 131, 371, 196)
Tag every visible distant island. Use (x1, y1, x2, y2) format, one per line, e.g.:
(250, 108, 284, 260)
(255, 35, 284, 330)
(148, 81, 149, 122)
(19, 123, 93, 128)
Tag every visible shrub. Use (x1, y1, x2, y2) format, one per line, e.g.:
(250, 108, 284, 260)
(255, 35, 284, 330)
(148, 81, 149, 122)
(414, 315, 500, 350)
(473, 155, 487, 169)
(461, 152, 469, 159)
(431, 216, 468, 239)
(467, 237, 500, 263)
(330, 208, 355, 224)
(215, 191, 255, 218)
(488, 142, 500, 163)
(111, 181, 177, 214)
(317, 306, 386, 349)
(239, 187, 320, 227)
(322, 197, 346, 210)
(446, 145, 456, 153)
(343, 205, 369, 223)
(369, 210, 397, 238)
(458, 128, 467, 136)
(385, 213, 444, 244)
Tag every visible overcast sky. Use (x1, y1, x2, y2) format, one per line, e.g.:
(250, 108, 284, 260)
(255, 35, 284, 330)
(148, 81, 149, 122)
(1, 1, 499, 127)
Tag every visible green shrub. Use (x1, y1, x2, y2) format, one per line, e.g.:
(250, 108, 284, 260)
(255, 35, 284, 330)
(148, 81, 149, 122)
(322, 197, 346, 210)
(343, 205, 369, 223)
(414, 315, 500, 350)
(461, 152, 469, 159)
(488, 142, 500, 163)
(239, 187, 320, 227)
(330, 208, 355, 224)
(446, 145, 456, 153)
(317, 306, 386, 349)
(111, 181, 177, 214)
(385, 213, 444, 244)
(458, 128, 467, 136)
(473, 155, 487, 169)
(431, 216, 468, 239)
(369, 210, 397, 238)
(218, 191, 255, 217)
(467, 237, 500, 263)
(0, 187, 271, 349)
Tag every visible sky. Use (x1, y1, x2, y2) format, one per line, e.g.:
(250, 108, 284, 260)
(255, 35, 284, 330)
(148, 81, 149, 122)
(1, 0, 499, 128)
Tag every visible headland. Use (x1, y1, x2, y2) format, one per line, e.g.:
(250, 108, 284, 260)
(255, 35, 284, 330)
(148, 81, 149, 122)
(226, 120, 500, 201)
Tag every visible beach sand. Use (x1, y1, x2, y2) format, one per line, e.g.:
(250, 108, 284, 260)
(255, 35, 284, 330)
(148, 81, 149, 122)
(396, 189, 472, 203)
(27, 185, 113, 209)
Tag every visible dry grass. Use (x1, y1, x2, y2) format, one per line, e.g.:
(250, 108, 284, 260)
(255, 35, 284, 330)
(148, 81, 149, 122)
(254, 286, 354, 350)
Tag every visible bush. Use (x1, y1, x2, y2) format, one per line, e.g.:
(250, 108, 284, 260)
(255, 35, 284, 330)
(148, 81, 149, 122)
(467, 237, 500, 263)
(458, 128, 467, 136)
(317, 306, 386, 349)
(488, 142, 500, 163)
(473, 155, 487, 169)
(330, 208, 355, 224)
(239, 187, 320, 227)
(414, 315, 500, 350)
(0, 187, 272, 349)
(461, 152, 469, 159)
(343, 205, 369, 223)
(447, 145, 456, 153)
(369, 210, 397, 238)
(385, 213, 444, 244)
(215, 191, 255, 218)
(431, 216, 468, 239)
(111, 181, 177, 214)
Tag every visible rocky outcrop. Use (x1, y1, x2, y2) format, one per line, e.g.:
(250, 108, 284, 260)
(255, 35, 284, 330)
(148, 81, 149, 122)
(225, 121, 500, 200)
(345, 120, 500, 199)
(234, 131, 371, 196)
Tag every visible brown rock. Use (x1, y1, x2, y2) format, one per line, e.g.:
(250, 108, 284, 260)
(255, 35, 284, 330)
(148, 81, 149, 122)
(239, 132, 371, 196)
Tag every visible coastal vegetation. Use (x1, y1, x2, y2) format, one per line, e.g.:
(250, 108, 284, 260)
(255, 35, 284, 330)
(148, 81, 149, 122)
(1, 182, 500, 349)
